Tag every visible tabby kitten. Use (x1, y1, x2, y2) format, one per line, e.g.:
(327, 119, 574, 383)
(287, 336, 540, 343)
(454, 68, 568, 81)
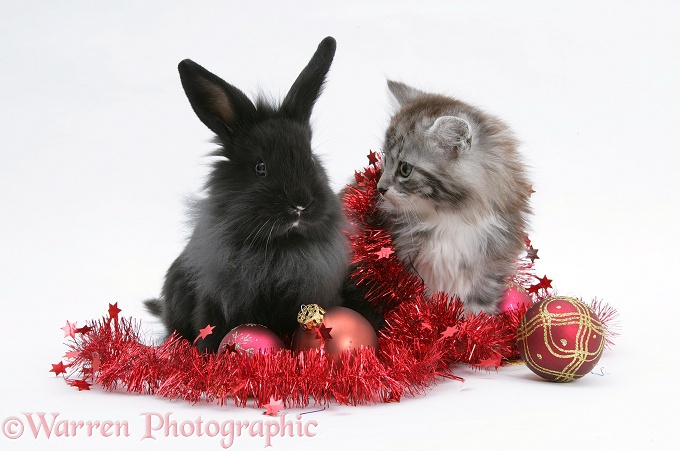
(377, 81, 532, 314)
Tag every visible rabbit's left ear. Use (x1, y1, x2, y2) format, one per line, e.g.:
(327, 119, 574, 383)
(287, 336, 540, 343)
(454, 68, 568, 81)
(281, 37, 336, 123)
(178, 59, 257, 138)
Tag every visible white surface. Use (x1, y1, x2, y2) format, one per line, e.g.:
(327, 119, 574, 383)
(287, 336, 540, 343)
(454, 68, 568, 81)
(1, 1, 678, 450)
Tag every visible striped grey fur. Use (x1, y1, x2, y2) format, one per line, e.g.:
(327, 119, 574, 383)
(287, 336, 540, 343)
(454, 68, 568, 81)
(377, 81, 532, 313)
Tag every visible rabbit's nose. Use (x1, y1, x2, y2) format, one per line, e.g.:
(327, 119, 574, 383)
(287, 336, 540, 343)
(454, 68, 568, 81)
(289, 205, 306, 216)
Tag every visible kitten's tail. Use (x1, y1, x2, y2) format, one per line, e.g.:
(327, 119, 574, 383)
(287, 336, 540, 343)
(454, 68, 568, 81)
(144, 298, 164, 317)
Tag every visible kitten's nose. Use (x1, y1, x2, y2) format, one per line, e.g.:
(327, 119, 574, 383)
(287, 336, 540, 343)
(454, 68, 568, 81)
(378, 187, 387, 196)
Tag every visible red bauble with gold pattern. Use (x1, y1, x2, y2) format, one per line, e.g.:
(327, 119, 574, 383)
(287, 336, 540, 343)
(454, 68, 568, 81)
(291, 304, 379, 360)
(516, 296, 605, 382)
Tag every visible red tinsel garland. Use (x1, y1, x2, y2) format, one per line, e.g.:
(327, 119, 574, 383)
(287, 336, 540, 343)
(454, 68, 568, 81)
(53, 152, 618, 409)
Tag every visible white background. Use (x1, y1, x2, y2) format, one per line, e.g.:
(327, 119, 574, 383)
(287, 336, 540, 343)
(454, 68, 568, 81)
(2, 1, 679, 450)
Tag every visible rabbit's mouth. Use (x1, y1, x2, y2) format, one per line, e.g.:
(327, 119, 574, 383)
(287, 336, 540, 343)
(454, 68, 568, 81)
(284, 202, 312, 232)
(286, 216, 308, 234)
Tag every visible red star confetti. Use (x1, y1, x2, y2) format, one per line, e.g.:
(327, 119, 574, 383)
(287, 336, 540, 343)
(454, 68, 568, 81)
(529, 275, 553, 294)
(354, 170, 365, 184)
(263, 397, 284, 416)
(220, 342, 238, 354)
(75, 325, 93, 334)
(477, 353, 503, 370)
(526, 246, 539, 263)
(61, 321, 78, 339)
(367, 150, 379, 166)
(536, 275, 552, 290)
(375, 247, 394, 259)
(108, 303, 122, 320)
(440, 326, 458, 339)
(64, 350, 80, 359)
(50, 362, 68, 376)
(91, 352, 101, 373)
(193, 324, 216, 344)
(315, 324, 333, 341)
(68, 379, 92, 391)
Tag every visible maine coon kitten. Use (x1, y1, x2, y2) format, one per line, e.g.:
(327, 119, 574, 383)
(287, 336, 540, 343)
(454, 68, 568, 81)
(376, 81, 532, 314)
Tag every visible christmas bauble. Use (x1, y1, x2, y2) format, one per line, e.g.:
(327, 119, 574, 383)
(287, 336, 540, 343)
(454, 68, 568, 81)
(516, 296, 605, 382)
(291, 304, 378, 360)
(498, 283, 533, 313)
(218, 324, 285, 357)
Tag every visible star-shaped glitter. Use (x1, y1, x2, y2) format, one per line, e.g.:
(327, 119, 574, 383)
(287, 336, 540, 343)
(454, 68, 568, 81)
(529, 275, 553, 294)
(64, 350, 80, 359)
(375, 247, 394, 259)
(193, 324, 215, 344)
(263, 397, 284, 416)
(477, 353, 502, 370)
(61, 321, 78, 339)
(91, 352, 101, 373)
(108, 303, 122, 320)
(354, 170, 365, 184)
(440, 326, 458, 339)
(75, 325, 93, 335)
(221, 342, 238, 354)
(536, 275, 552, 290)
(367, 150, 379, 166)
(50, 362, 68, 376)
(526, 246, 539, 263)
(315, 323, 333, 341)
(68, 379, 92, 391)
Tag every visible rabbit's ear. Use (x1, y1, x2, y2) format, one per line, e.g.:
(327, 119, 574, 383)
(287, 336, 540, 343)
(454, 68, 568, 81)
(281, 37, 336, 123)
(178, 59, 257, 137)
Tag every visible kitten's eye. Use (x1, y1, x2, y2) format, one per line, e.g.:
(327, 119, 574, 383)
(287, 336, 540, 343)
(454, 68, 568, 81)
(255, 161, 267, 177)
(399, 161, 413, 178)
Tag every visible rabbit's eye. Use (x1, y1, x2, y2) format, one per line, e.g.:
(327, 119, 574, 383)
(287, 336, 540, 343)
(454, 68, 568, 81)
(399, 161, 413, 178)
(255, 161, 267, 177)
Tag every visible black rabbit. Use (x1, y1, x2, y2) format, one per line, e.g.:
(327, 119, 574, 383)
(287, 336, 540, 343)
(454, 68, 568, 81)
(145, 37, 348, 352)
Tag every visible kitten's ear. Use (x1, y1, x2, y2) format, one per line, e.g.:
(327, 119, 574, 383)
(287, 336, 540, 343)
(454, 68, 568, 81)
(387, 80, 426, 105)
(428, 116, 473, 157)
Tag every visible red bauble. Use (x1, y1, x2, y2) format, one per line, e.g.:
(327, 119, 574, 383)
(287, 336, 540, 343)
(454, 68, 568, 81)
(498, 283, 533, 313)
(516, 297, 605, 382)
(291, 305, 379, 360)
(218, 324, 284, 357)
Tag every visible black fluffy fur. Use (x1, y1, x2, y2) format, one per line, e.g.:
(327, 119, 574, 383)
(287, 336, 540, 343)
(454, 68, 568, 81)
(145, 37, 349, 352)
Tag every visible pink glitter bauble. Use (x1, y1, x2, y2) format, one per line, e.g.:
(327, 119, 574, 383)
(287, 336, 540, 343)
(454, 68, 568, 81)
(217, 324, 285, 357)
(498, 284, 533, 313)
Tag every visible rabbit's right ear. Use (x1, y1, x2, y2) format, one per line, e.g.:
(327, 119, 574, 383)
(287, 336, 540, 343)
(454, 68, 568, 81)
(178, 59, 257, 138)
(281, 37, 336, 123)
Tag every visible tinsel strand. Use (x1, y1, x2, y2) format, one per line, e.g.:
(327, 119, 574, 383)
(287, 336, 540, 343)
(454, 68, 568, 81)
(55, 153, 617, 408)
